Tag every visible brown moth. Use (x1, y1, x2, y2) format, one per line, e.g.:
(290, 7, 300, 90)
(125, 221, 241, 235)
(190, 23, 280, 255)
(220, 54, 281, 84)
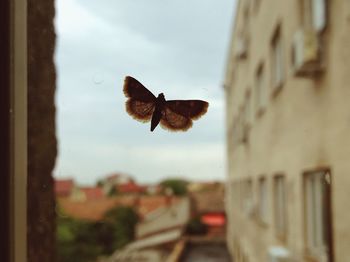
(123, 76, 209, 132)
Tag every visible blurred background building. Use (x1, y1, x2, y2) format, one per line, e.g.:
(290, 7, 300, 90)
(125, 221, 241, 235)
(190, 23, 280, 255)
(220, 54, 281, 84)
(224, 0, 350, 261)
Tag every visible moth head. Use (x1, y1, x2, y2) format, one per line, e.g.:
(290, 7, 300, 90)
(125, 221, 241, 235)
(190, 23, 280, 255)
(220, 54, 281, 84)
(158, 93, 165, 100)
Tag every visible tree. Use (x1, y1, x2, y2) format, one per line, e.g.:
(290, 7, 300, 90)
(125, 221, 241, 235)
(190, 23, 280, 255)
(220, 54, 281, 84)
(161, 179, 188, 196)
(56, 206, 139, 262)
(103, 206, 139, 249)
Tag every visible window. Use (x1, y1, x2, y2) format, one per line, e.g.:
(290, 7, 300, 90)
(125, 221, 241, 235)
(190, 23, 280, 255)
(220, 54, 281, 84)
(258, 177, 268, 224)
(271, 26, 284, 92)
(243, 179, 254, 216)
(304, 170, 333, 261)
(301, 0, 327, 32)
(244, 91, 252, 126)
(273, 175, 287, 239)
(254, 63, 267, 115)
(252, 0, 261, 13)
(232, 116, 238, 145)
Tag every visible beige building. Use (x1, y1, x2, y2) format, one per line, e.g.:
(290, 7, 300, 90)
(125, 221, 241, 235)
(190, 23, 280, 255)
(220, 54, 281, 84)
(223, 0, 350, 262)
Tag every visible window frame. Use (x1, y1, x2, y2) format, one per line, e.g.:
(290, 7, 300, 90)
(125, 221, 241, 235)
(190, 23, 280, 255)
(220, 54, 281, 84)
(257, 176, 268, 225)
(273, 174, 288, 241)
(271, 25, 284, 95)
(6, 0, 28, 261)
(254, 62, 267, 117)
(303, 169, 334, 262)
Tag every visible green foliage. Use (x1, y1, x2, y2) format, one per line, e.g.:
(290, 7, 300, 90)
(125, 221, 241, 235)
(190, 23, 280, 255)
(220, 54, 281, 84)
(56, 217, 103, 262)
(186, 216, 208, 235)
(96, 180, 104, 187)
(56, 206, 139, 262)
(104, 206, 139, 250)
(107, 186, 118, 196)
(160, 179, 188, 196)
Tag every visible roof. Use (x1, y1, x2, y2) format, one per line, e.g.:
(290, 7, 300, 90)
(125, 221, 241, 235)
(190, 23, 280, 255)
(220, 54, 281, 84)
(57, 196, 136, 221)
(117, 182, 146, 194)
(58, 198, 117, 221)
(80, 187, 104, 200)
(137, 196, 180, 218)
(137, 198, 190, 238)
(190, 189, 225, 214)
(57, 195, 183, 222)
(55, 179, 74, 197)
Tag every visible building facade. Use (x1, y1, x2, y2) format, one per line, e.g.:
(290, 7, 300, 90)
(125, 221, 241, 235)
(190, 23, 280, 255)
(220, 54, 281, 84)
(224, 0, 350, 261)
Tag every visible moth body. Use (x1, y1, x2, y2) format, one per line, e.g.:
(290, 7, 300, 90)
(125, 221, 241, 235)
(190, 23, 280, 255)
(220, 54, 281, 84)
(151, 93, 166, 131)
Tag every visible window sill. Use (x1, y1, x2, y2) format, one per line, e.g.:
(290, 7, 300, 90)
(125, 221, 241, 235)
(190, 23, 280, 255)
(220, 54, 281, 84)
(303, 254, 320, 262)
(271, 82, 284, 98)
(275, 232, 287, 244)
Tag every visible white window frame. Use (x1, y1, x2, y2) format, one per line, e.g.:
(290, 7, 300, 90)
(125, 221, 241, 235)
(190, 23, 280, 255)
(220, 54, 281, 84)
(304, 171, 332, 261)
(243, 179, 253, 217)
(258, 177, 268, 224)
(244, 90, 253, 128)
(255, 64, 267, 115)
(271, 27, 284, 91)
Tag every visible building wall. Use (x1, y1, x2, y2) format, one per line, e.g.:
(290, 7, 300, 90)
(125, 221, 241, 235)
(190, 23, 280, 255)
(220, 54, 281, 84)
(137, 198, 190, 238)
(224, 0, 350, 261)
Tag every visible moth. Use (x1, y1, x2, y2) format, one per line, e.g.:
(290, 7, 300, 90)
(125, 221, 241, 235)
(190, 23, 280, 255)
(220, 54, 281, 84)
(123, 76, 209, 132)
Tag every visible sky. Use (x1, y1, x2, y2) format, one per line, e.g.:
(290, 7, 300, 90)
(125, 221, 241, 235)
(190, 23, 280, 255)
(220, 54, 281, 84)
(53, 0, 236, 185)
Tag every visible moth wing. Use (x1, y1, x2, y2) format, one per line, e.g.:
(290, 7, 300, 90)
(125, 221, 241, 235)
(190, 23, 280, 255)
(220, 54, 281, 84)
(126, 99, 155, 123)
(165, 100, 209, 120)
(123, 76, 156, 102)
(160, 106, 193, 132)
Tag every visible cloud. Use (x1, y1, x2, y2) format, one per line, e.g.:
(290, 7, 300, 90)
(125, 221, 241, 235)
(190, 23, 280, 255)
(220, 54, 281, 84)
(53, 0, 235, 184)
(55, 141, 225, 184)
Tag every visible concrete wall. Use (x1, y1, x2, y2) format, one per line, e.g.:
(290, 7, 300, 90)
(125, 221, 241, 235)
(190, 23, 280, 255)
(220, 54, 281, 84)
(137, 198, 190, 238)
(224, 0, 350, 261)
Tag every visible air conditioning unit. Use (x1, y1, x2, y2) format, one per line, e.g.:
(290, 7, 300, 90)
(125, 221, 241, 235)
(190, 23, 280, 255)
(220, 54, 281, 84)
(268, 246, 291, 262)
(292, 29, 323, 76)
(235, 35, 248, 59)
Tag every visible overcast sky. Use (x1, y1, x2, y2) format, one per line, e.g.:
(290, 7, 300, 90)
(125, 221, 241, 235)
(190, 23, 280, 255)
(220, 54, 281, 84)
(53, 0, 236, 185)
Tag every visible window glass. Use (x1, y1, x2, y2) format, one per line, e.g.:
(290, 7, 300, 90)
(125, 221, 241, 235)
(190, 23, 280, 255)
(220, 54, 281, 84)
(274, 175, 287, 237)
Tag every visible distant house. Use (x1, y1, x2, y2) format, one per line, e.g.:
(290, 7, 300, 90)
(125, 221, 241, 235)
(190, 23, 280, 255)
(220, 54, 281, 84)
(57, 195, 180, 222)
(108, 197, 190, 262)
(58, 197, 119, 221)
(187, 181, 223, 193)
(137, 196, 181, 220)
(55, 179, 74, 198)
(145, 184, 163, 195)
(70, 186, 104, 202)
(101, 173, 133, 195)
(190, 187, 226, 237)
(116, 181, 146, 195)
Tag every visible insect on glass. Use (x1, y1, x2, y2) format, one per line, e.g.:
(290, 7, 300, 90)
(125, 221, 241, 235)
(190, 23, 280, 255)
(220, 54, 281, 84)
(123, 76, 209, 132)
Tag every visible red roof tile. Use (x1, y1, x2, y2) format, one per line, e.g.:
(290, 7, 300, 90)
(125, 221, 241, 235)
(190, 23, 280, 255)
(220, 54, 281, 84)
(80, 187, 104, 200)
(57, 195, 180, 221)
(137, 196, 180, 218)
(58, 198, 117, 221)
(55, 179, 74, 197)
(117, 182, 145, 194)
